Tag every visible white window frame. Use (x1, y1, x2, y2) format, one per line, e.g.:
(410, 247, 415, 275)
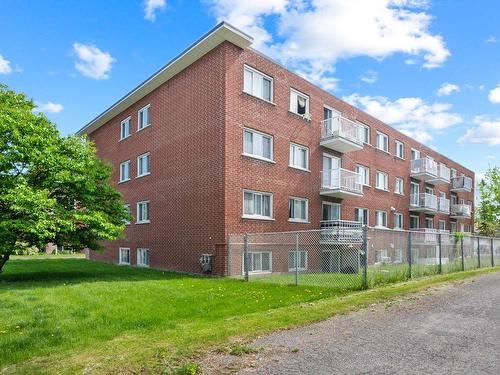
(375, 210, 388, 228)
(242, 190, 273, 220)
(376, 249, 389, 264)
(394, 249, 403, 264)
(120, 117, 131, 140)
(439, 220, 446, 231)
(410, 215, 420, 229)
(425, 217, 434, 229)
(376, 171, 389, 191)
(395, 140, 404, 159)
(355, 164, 370, 186)
(137, 248, 150, 267)
(124, 204, 131, 225)
(242, 128, 274, 162)
(394, 213, 403, 230)
(137, 104, 151, 131)
(136, 201, 150, 224)
(289, 88, 310, 117)
(288, 197, 309, 223)
(243, 65, 274, 103)
(354, 207, 369, 226)
(289, 143, 310, 171)
(288, 250, 308, 272)
(322, 201, 341, 221)
(137, 152, 151, 178)
(411, 148, 420, 161)
(119, 247, 130, 265)
(450, 221, 457, 233)
(394, 177, 404, 195)
(119, 160, 131, 183)
(360, 123, 370, 144)
(376, 131, 389, 152)
(246, 251, 272, 274)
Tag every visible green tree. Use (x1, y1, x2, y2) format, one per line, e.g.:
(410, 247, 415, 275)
(0, 84, 129, 271)
(476, 166, 500, 237)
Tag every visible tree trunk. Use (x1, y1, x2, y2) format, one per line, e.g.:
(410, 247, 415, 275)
(0, 253, 10, 273)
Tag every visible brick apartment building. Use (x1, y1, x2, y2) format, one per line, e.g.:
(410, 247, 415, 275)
(78, 22, 475, 275)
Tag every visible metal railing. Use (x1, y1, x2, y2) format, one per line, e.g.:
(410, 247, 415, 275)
(438, 197, 450, 213)
(321, 168, 363, 194)
(451, 176, 473, 191)
(451, 204, 472, 218)
(320, 220, 363, 244)
(410, 193, 438, 211)
(437, 163, 451, 182)
(410, 158, 438, 177)
(321, 116, 364, 145)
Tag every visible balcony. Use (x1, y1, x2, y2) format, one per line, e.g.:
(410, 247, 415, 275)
(438, 197, 450, 214)
(320, 168, 363, 198)
(450, 204, 472, 219)
(320, 116, 364, 153)
(320, 220, 363, 244)
(428, 163, 451, 185)
(450, 176, 473, 192)
(410, 193, 438, 214)
(412, 229, 451, 246)
(410, 158, 438, 182)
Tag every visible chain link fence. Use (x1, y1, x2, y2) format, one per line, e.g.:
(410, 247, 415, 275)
(227, 225, 500, 291)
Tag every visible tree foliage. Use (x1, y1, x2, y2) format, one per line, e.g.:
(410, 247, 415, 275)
(0, 84, 129, 270)
(476, 167, 500, 237)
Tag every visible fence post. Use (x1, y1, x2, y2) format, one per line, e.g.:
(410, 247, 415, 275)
(491, 238, 495, 267)
(295, 232, 300, 286)
(438, 232, 442, 274)
(362, 225, 368, 289)
(477, 236, 481, 268)
(243, 233, 249, 282)
(408, 230, 412, 279)
(461, 236, 465, 272)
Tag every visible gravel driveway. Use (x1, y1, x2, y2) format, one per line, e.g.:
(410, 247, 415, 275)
(202, 272, 500, 374)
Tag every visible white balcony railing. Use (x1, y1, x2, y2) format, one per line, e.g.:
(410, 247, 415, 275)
(451, 176, 473, 192)
(320, 220, 363, 243)
(450, 204, 472, 218)
(412, 229, 451, 246)
(437, 163, 451, 182)
(321, 116, 364, 146)
(321, 168, 363, 195)
(410, 193, 438, 211)
(411, 158, 438, 178)
(438, 197, 450, 213)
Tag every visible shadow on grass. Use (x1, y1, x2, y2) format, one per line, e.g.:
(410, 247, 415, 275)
(0, 258, 201, 286)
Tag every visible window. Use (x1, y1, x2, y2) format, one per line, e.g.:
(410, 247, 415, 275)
(395, 140, 404, 159)
(137, 152, 150, 177)
(247, 252, 272, 274)
(136, 201, 150, 224)
(439, 220, 446, 231)
(355, 208, 369, 226)
(360, 123, 370, 144)
(289, 197, 308, 222)
(243, 128, 273, 161)
(288, 250, 308, 271)
(375, 210, 388, 228)
(394, 249, 403, 264)
(376, 171, 389, 191)
(376, 249, 388, 264)
(451, 168, 457, 178)
(465, 224, 471, 233)
(394, 177, 404, 195)
(450, 221, 457, 233)
(376, 131, 389, 152)
(243, 65, 273, 102)
(322, 202, 341, 221)
(119, 247, 130, 265)
(356, 165, 370, 186)
(394, 213, 403, 229)
(411, 148, 420, 160)
(323, 106, 340, 120)
(137, 248, 150, 267)
(243, 190, 273, 219)
(410, 215, 419, 229)
(425, 217, 434, 229)
(290, 88, 309, 116)
(123, 204, 131, 225)
(120, 117, 131, 140)
(138, 105, 151, 131)
(289, 143, 309, 170)
(451, 195, 457, 205)
(119, 160, 131, 183)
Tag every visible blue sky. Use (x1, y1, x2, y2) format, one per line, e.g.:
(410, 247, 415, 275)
(0, 0, 498, 178)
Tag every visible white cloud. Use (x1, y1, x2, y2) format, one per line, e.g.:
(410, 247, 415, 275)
(360, 70, 378, 84)
(485, 36, 498, 43)
(144, 0, 166, 21)
(34, 101, 64, 114)
(458, 116, 500, 146)
(72, 43, 115, 80)
(400, 129, 434, 143)
(488, 84, 500, 104)
(0, 54, 13, 74)
(437, 83, 460, 96)
(343, 94, 463, 131)
(209, 0, 450, 89)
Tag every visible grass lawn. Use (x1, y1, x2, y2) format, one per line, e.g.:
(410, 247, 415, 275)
(1, 258, 499, 374)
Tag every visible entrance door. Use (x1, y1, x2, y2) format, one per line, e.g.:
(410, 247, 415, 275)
(322, 154, 340, 187)
(410, 182, 419, 205)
